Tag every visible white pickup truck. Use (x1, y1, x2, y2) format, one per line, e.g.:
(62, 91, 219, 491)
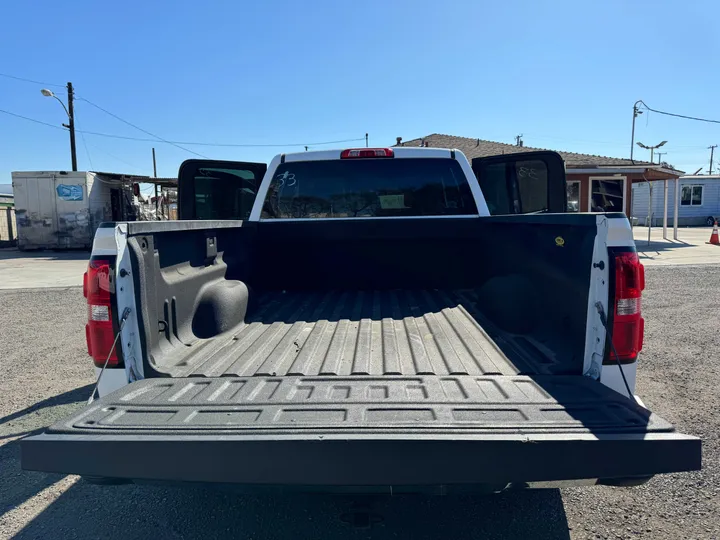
(22, 146, 700, 491)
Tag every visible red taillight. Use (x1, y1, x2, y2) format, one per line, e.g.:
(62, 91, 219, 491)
(84, 260, 120, 367)
(608, 251, 645, 364)
(340, 148, 394, 159)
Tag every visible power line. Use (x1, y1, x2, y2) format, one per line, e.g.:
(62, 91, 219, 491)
(79, 131, 93, 169)
(639, 101, 720, 125)
(77, 127, 364, 147)
(84, 142, 146, 173)
(0, 72, 65, 88)
(76, 120, 94, 169)
(77, 129, 175, 142)
(0, 108, 67, 130)
(78, 98, 367, 149)
(1, 107, 366, 148)
(143, 137, 368, 148)
(77, 97, 208, 158)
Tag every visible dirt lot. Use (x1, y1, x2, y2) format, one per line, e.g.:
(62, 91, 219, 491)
(0, 266, 717, 539)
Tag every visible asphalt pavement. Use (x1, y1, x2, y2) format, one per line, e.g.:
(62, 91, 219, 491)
(1, 266, 718, 539)
(0, 249, 88, 289)
(633, 226, 720, 266)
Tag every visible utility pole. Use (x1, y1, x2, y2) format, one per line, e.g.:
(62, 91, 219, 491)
(656, 152, 666, 164)
(66, 82, 77, 172)
(152, 148, 159, 216)
(41, 83, 77, 171)
(515, 134, 524, 147)
(630, 100, 644, 162)
(709, 145, 717, 175)
(365, 133, 369, 148)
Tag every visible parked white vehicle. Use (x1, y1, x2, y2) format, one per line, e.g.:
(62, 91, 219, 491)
(23, 147, 700, 491)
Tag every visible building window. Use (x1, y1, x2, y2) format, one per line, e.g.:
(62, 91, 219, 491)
(590, 177, 626, 213)
(681, 185, 703, 206)
(566, 181, 580, 212)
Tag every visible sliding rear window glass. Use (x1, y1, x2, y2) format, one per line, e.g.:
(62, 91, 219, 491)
(261, 158, 478, 219)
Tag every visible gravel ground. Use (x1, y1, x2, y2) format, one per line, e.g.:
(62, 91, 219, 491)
(0, 266, 717, 539)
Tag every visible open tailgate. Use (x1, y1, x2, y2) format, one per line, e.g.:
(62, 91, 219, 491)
(21, 375, 700, 488)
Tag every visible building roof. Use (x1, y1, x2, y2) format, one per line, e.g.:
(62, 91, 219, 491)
(679, 175, 720, 180)
(91, 172, 178, 187)
(400, 133, 658, 168)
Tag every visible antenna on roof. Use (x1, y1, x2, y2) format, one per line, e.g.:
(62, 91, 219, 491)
(693, 167, 703, 175)
(515, 134, 524, 147)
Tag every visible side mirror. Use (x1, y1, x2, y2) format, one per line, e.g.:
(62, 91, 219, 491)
(471, 151, 567, 215)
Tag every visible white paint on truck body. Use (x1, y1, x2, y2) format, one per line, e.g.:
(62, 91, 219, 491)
(90, 225, 117, 256)
(115, 223, 145, 384)
(582, 215, 610, 381)
(597, 215, 639, 397)
(601, 363, 638, 400)
(94, 367, 128, 397)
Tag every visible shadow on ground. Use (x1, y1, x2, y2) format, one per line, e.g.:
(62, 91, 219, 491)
(636, 240, 694, 254)
(9, 478, 571, 540)
(0, 384, 93, 441)
(3, 381, 571, 539)
(1, 385, 94, 525)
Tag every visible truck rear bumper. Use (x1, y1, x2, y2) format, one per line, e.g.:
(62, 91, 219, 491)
(21, 375, 701, 488)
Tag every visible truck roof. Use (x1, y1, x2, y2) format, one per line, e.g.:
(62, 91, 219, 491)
(280, 146, 461, 163)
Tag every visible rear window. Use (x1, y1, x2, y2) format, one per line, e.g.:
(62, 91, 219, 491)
(261, 158, 477, 219)
(478, 159, 549, 215)
(192, 167, 260, 220)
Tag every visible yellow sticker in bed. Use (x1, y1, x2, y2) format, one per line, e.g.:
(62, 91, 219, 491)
(379, 194, 407, 210)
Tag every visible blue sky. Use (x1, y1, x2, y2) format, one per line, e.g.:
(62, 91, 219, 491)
(2, 0, 719, 191)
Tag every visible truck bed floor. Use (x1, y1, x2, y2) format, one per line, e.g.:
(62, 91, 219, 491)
(166, 289, 546, 378)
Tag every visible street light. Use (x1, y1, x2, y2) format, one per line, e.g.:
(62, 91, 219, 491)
(636, 140, 668, 164)
(41, 82, 77, 171)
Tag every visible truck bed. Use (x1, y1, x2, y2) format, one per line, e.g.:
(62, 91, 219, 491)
(165, 289, 559, 379)
(21, 219, 702, 489)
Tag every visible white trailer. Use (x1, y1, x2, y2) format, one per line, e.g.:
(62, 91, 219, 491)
(11, 171, 131, 250)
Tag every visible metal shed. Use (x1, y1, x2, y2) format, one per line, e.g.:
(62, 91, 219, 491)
(11, 171, 136, 250)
